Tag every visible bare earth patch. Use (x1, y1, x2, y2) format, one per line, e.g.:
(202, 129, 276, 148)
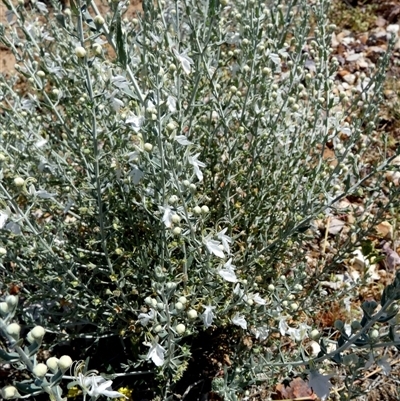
(0, 0, 142, 76)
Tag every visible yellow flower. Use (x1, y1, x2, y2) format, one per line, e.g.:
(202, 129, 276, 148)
(67, 386, 82, 398)
(117, 387, 133, 401)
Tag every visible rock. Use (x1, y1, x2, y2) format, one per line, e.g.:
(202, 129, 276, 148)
(346, 53, 361, 62)
(375, 16, 387, 28)
(338, 69, 350, 78)
(387, 24, 400, 34)
(390, 155, 400, 166)
(343, 73, 356, 85)
(375, 221, 393, 239)
(357, 59, 369, 69)
(328, 217, 345, 235)
(352, 249, 367, 269)
(384, 90, 396, 99)
(385, 171, 400, 185)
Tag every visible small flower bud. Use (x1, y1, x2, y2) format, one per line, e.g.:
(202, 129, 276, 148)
(144, 143, 153, 152)
(26, 331, 35, 344)
(193, 206, 202, 215)
(309, 329, 320, 340)
(172, 227, 182, 236)
(334, 320, 344, 331)
(5, 295, 17, 307)
(94, 15, 105, 25)
(187, 309, 197, 319)
(1, 386, 18, 399)
(75, 46, 86, 58)
(351, 320, 362, 332)
(369, 329, 379, 340)
(166, 282, 177, 291)
(168, 195, 179, 205)
(201, 205, 209, 214)
(171, 214, 181, 224)
(154, 324, 162, 333)
(6, 323, 21, 338)
(30, 326, 45, 342)
(14, 177, 24, 186)
(0, 302, 9, 315)
(46, 357, 59, 372)
(290, 303, 299, 311)
(176, 323, 186, 334)
(33, 363, 48, 378)
(93, 44, 102, 56)
(58, 355, 73, 371)
(175, 302, 184, 310)
(166, 122, 175, 131)
(178, 296, 187, 304)
(37, 70, 46, 78)
(262, 67, 271, 76)
(267, 284, 275, 291)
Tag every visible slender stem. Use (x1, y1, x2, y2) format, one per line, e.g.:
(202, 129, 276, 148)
(76, 0, 113, 274)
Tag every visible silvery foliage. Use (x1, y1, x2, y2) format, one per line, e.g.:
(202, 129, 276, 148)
(0, 295, 130, 400)
(0, 0, 399, 398)
(0, 295, 66, 400)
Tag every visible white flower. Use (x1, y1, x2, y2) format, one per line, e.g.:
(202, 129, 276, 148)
(206, 239, 225, 258)
(126, 114, 145, 132)
(218, 258, 237, 282)
(160, 206, 173, 228)
(217, 228, 232, 254)
(201, 305, 215, 328)
(138, 309, 155, 326)
(252, 326, 270, 341)
(172, 48, 194, 75)
(233, 284, 249, 304)
(167, 96, 177, 112)
(232, 313, 247, 329)
(188, 153, 206, 181)
(78, 374, 128, 399)
(146, 341, 166, 366)
(279, 317, 310, 342)
(176, 324, 186, 334)
(30, 325, 45, 341)
(0, 211, 8, 229)
(175, 135, 193, 145)
(252, 293, 266, 305)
